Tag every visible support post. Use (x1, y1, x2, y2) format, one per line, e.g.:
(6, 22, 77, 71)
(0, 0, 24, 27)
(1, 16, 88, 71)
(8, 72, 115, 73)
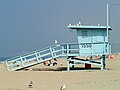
(107, 4, 109, 41)
(67, 57, 70, 71)
(101, 55, 106, 70)
(106, 4, 109, 54)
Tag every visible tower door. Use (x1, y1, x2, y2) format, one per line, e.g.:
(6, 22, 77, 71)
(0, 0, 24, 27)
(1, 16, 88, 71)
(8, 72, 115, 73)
(93, 44, 104, 55)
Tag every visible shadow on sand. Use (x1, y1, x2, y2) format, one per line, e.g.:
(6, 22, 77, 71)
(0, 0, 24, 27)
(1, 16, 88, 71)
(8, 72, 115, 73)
(23, 67, 101, 71)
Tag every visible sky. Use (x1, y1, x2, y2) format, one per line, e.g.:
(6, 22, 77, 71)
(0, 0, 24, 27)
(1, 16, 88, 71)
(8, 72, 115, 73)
(0, 0, 120, 57)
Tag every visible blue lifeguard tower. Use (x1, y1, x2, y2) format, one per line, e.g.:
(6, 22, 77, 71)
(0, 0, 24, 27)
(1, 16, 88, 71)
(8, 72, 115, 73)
(64, 23, 112, 71)
(68, 22, 112, 56)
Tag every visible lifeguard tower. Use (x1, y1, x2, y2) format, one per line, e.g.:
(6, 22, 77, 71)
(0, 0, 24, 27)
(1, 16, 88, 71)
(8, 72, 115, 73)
(68, 22, 112, 56)
(66, 22, 112, 71)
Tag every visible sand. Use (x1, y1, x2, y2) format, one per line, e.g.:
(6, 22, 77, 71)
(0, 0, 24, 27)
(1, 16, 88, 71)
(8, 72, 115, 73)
(0, 56, 120, 90)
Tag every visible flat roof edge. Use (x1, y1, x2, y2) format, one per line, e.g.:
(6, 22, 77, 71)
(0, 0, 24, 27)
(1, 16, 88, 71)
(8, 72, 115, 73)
(67, 25, 112, 30)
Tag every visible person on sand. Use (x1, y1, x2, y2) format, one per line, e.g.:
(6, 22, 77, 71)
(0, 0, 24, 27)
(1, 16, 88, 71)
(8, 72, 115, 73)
(47, 60, 57, 66)
(48, 60, 52, 66)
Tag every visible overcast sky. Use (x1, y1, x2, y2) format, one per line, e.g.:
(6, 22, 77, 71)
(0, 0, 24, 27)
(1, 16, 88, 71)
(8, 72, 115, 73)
(0, 0, 120, 57)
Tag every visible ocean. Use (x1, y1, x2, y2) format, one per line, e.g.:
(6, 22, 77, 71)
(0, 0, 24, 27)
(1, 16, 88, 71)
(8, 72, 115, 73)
(0, 57, 11, 62)
(111, 43, 120, 54)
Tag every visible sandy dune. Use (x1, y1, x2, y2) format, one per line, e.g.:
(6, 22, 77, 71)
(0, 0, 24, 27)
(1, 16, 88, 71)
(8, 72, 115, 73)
(0, 57, 120, 90)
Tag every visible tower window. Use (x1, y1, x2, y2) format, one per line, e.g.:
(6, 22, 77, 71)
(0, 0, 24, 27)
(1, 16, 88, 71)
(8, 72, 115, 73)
(82, 31, 88, 38)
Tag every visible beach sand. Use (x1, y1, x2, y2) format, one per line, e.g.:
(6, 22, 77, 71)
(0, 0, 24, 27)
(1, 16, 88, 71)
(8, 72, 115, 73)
(0, 57, 120, 90)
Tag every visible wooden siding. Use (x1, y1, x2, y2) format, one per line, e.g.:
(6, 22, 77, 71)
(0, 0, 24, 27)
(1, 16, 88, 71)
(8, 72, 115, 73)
(76, 29, 110, 56)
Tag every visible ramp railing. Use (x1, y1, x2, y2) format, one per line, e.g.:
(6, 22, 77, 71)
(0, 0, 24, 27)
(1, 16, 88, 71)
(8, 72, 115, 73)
(5, 43, 80, 71)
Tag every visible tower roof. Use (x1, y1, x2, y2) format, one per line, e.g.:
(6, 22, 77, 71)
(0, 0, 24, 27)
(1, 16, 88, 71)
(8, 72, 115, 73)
(68, 25, 112, 30)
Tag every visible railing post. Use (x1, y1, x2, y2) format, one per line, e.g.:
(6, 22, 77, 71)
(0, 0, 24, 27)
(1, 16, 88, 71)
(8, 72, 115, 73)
(20, 56, 24, 67)
(5, 60, 10, 71)
(67, 44, 69, 56)
(37, 52, 43, 62)
(62, 45, 64, 55)
(49, 47, 54, 59)
(52, 48, 57, 58)
(35, 51, 40, 62)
